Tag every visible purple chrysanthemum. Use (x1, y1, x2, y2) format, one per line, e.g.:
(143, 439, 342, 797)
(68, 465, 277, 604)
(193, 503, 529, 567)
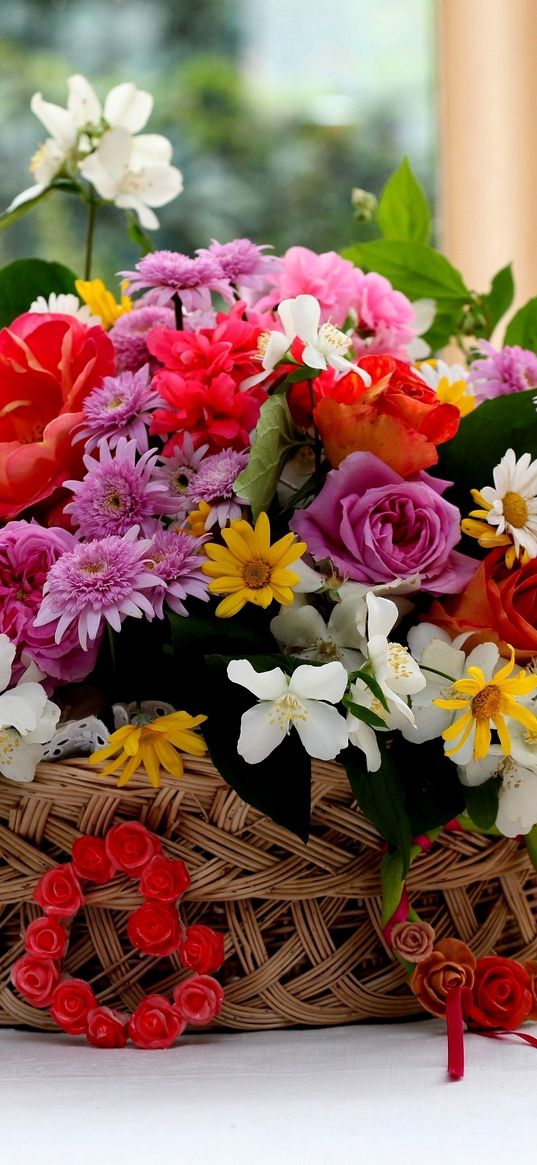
(196, 239, 278, 291)
(468, 340, 537, 403)
(34, 527, 163, 650)
(151, 436, 209, 519)
(145, 529, 209, 618)
(120, 251, 231, 311)
(110, 304, 175, 374)
(187, 448, 248, 528)
(75, 366, 162, 454)
(64, 438, 170, 538)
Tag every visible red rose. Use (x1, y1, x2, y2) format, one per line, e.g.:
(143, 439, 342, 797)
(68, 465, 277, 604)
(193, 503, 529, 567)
(87, 1007, 129, 1048)
(24, 917, 68, 961)
(139, 856, 190, 902)
(34, 863, 85, 919)
(72, 836, 117, 884)
(128, 994, 184, 1049)
(173, 975, 224, 1026)
(11, 955, 61, 1008)
(0, 312, 115, 519)
(127, 901, 181, 957)
(105, 821, 162, 875)
(465, 956, 533, 1031)
(429, 550, 537, 663)
(179, 925, 225, 974)
(50, 979, 98, 1035)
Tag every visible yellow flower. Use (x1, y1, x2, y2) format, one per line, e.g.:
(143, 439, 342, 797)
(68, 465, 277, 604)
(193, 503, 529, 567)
(75, 278, 132, 330)
(202, 511, 307, 618)
(435, 375, 475, 417)
(182, 501, 212, 536)
(434, 647, 537, 762)
(461, 489, 522, 568)
(89, 710, 207, 789)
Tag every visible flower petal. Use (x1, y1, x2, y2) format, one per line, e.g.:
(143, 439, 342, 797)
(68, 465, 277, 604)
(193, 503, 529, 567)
(237, 702, 287, 763)
(296, 700, 349, 759)
(227, 659, 287, 700)
(290, 661, 347, 703)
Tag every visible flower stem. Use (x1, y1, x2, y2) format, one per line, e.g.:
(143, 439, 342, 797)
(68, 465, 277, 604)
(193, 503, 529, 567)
(84, 201, 97, 280)
(173, 293, 184, 330)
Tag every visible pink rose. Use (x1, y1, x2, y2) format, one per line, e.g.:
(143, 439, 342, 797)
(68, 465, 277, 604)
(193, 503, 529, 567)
(391, 920, 435, 963)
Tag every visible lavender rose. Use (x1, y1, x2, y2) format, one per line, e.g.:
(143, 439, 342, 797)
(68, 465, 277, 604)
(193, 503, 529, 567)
(291, 451, 476, 595)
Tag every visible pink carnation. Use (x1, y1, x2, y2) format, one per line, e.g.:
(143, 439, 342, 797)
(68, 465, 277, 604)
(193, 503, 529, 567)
(254, 245, 359, 326)
(352, 271, 416, 358)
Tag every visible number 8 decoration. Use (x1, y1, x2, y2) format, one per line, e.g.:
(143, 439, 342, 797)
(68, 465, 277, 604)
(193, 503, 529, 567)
(10, 821, 225, 1049)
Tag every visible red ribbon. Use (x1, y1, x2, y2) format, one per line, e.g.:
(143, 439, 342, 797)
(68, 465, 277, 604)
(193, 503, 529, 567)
(445, 987, 537, 1078)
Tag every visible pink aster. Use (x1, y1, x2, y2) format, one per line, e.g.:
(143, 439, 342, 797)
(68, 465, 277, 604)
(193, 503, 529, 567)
(468, 340, 537, 403)
(151, 435, 209, 520)
(120, 251, 231, 311)
(75, 366, 162, 454)
(196, 239, 278, 293)
(64, 438, 171, 538)
(187, 448, 248, 528)
(110, 304, 175, 374)
(145, 528, 209, 618)
(34, 527, 163, 650)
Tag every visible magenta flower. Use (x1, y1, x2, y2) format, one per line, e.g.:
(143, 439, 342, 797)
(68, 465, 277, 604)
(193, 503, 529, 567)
(291, 452, 476, 595)
(468, 340, 537, 403)
(64, 438, 170, 538)
(145, 529, 209, 618)
(110, 303, 175, 374)
(120, 251, 230, 311)
(196, 239, 278, 292)
(351, 270, 416, 358)
(151, 436, 209, 519)
(0, 520, 101, 686)
(75, 366, 162, 454)
(254, 245, 360, 326)
(187, 447, 248, 528)
(34, 527, 163, 650)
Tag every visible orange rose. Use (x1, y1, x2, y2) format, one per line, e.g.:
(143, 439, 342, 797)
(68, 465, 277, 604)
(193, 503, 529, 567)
(428, 549, 537, 662)
(0, 312, 115, 519)
(411, 939, 476, 1018)
(311, 355, 460, 477)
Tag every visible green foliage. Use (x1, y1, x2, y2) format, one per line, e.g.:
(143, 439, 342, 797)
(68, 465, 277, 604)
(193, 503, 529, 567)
(393, 737, 465, 837)
(342, 238, 468, 304)
(380, 849, 407, 925)
(0, 257, 78, 327)
(340, 740, 412, 870)
(463, 778, 501, 831)
(504, 297, 537, 352)
(234, 393, 299, 520)
(0, 187, 53, 232)
(481, 264, 515, 336)
(377, 157, 431, 244)
(126, 214, 154, 256)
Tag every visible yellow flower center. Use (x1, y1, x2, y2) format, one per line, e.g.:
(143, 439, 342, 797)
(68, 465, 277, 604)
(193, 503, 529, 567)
(471, 684, 502, 721)
(243, 559, 272, 588)
(502, 491, 528, 528)
(387, 643, 413, 680)
(81, 561, 105, 575)
(257, 331, 271, 359)
(270, 693, 307, 730)
(106, 396, 124, 410)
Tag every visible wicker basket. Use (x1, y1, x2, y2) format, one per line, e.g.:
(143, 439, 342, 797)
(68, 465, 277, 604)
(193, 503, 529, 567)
(1, 757, 537, 1031)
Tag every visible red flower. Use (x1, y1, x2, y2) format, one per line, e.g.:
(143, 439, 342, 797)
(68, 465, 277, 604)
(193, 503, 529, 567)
(86, 1006, 129, 1048)
(24, 917, 68, 961)
(465, 957, 533, 1031)
(128, 994, 184, 1049)
(173, 975, 224, 1025)
(127, 900, 182, 957)
(139, 855, 191, 902)
(179, 925, 225, 974)
(34, 863, 85, 919)
(50, 979, 98, 1035)
(0, 312, 115, 519)
(105, 821, 161, 876)
(72, 835, 117, 884)
(11, 955, 61, 1008)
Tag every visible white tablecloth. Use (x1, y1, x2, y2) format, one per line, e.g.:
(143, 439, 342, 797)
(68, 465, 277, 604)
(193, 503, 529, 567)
(2, 1021, 537, 1164)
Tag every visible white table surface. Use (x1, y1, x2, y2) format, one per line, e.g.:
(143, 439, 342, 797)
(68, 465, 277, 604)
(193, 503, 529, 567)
(2, 1020, 537, 1164)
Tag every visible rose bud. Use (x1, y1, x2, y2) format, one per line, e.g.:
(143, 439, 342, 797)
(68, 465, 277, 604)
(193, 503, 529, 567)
(11, 955, 61, 1008)
(179, 925, 225, 974)
(50, 979, 98, 1035)
(127, 901, 181, 957)
(128, 995, 184, 1049)
(105, 822, 162, 876)
(173, 975, 224, 1026)
(72, 836, 117, 884)
(34, 863, 85, 919)
(87, 1007, 129, 1048)
(24, 917, 68, 961)
(139, 856, 191, 903)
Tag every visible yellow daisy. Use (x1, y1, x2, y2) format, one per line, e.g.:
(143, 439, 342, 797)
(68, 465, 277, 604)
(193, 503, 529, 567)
(202, 511, 307, 618)
(434, 646, 537, 763)
(89, 710, 207, 789)
(417, 359, 475, 417)
(75, 278, 132, 330)
(182, 500, 212, 536)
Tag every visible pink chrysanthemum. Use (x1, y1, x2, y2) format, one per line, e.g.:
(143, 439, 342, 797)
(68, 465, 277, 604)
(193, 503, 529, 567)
(351, 270, 416, 358)
(151, 435, 209, 519)
(196, 239, 278, 292)
(34, 527, 163, 650)
(120, 251, 231, 311)
(64, 438, 170, 538)
(468, 340, 537, 403)
(145, 529, 209, 618)
(253, 245, 360, 326)
(110, 304, 175, 374)
(187, 448, 248, 528)
(75, 366, 162, 454)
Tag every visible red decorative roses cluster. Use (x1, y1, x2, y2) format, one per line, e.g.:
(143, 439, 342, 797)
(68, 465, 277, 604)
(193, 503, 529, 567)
(11, 821, 225, 1049)
(411, 938, 537, 1031)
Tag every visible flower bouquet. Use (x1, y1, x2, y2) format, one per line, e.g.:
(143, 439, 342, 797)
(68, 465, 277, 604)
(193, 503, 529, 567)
(2, 75, 537, 1057)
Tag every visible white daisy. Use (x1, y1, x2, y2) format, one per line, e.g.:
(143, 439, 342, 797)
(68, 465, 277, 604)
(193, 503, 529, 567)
(475, 449, 537, 561)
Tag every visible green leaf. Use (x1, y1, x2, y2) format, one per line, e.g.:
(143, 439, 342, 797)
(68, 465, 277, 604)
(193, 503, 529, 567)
(463, 778, 501, 831)
(504, 297, 537, 352)
(349, 667, 390, 712)
(343, 699, 386, 730)
(377, 158, 432, 244)
(525, 825, 537, 872)
(0, 187, 54, 232)
(234, 393, 298, 519)
(0, 258, 78, 328)
(340, 740, 412, 868)
(380, 849, 406, 925)
(481, 264, 515, 335)
(393, 736, 465, 837)
(341, 239, 469, 304)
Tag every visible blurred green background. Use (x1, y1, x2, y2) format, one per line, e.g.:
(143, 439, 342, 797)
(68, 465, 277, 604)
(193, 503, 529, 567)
(0, 0, 436, 284)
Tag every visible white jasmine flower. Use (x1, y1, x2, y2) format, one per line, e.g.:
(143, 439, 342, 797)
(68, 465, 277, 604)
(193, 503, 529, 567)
(227, 658, 349, 764)
(458, 748, 537, 838)
(270, 595, 366, 673)
(29, 292, 100, 325)
(404, 623, 469, 744)
(242, 294, 372, 389)
(0, 634, 60, 783)
(79, 128, 183, 229)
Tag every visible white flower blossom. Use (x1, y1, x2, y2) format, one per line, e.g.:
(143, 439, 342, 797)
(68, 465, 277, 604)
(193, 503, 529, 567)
(270, 595, 366, 673)
(242, 294, 372, 389)
(0, 635, 60, 783)
(80, 128, 183, 229)
(29, 292, 100, 325)
(458, 748, 537, 838)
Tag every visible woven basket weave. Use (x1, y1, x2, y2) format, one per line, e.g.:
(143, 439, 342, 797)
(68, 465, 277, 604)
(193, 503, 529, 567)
(1, 757, 537, 1031)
